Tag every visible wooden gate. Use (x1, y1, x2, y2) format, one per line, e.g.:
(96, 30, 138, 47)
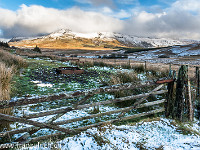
(0, 79, 169, 146)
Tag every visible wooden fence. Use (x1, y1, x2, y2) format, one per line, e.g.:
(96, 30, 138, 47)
(0, 79, 168, 146)
(0, 64, 199, 147)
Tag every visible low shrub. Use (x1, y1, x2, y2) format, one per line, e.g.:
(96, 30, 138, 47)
(133, 65, 145, 73)
(0, 41, 9, 48)
(107, 71, 141, 107)
(33, 45, 42, 53)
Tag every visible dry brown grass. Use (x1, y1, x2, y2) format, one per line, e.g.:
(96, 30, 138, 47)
(0, 63, 13, 101)
(110, 71, 139, 85)
(0, 49, 26, 101)
(108, 71, 139, 99)
(0, 63, 13, 131)
(0, 49, 26, 130)
(0, 49, 27, 69)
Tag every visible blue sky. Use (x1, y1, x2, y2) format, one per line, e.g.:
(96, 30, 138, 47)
(0, 0, 176, 12)
(0, 0, 200, 39)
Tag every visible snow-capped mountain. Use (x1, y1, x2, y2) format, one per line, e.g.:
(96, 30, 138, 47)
(43, 29, 114, 41)
(42, 29, 196, 47)
(9, 29, 197, 49)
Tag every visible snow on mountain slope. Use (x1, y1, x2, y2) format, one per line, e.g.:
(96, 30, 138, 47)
(113, 33, 194, 47)
(9, 29, 197, 49)
(44, 29, 114, 41)
(43, 29, 195, 47)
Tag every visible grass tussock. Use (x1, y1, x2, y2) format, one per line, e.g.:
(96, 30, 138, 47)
(0, 49, 26, 116)
(110, 71, 139, 85)
(107, 71, 140, 107)
(133, 64, 145, 73)
(0, 63, 13, 131)
(146, 66, 169, 79)
(0, 63, 14, 100)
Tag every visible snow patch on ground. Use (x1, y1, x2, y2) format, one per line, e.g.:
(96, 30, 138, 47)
(24, 118, 200, 150)
(31, 81, 53, 88)
(59, 119, 200, 150)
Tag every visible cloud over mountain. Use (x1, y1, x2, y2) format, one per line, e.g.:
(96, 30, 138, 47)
(1, 0, 200, 40)
(123, 0, 200, 39)
(0, 4, 123, 38)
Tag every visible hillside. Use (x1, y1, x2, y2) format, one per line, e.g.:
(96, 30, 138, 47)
(9, 29, 196, 50)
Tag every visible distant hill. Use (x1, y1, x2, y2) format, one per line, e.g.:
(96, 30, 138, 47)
(9, 29, 196, 50)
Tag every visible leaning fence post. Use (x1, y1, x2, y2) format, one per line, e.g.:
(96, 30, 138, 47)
(187, 80, 193, 121)
(196, 67, 200, 120)
(169, 64, 172, 77)
(165, 70, 176, 118)
(196, 67, 200, 97)
(165, 79, 175, 117)
(174, 65, 188, 121)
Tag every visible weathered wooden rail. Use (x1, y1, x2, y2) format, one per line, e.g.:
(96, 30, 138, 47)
(0, 64, 198, 149)
(0, 79, 169, 145)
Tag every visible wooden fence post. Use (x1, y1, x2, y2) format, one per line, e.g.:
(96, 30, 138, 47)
(128, 58, 130, 66)
(169, 64, 172, 77)
(165, 70, 176, 118)
(196, 67, 200, 97)
(174, 65, 194, 122)
(187, 80, 193, 121)
(144, 61, 147, 70)
(196, 67, 200, 120)
(165, 79, 175, 117)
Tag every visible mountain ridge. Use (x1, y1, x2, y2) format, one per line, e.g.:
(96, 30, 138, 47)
(9, 29, 197, 50)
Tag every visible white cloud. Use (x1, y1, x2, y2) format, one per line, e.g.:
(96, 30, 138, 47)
(0, 8, 17, 28)
(1, 0, 200, 40)
(123, 8, 200, 39)
(0, 4, 123, 38)
(121, 0, 200, 39)
(101, 7, 131, 19)
(172, 0, 200, 13)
